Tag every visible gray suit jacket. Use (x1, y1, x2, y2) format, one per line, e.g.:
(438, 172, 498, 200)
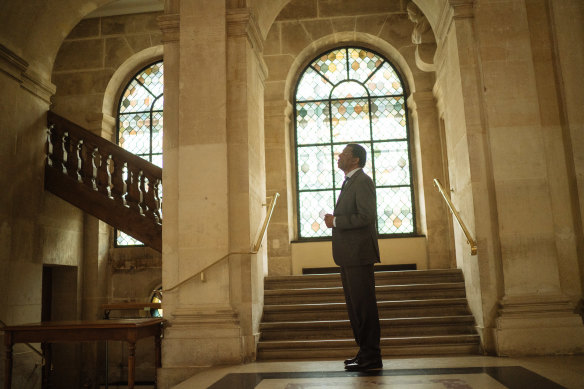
(332, 169, 380, 266)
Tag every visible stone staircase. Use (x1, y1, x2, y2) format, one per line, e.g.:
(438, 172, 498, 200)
(258, 269, 481, 359)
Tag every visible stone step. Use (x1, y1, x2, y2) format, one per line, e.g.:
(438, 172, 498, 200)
(260, 316, 477, 340)
(265, 269, 464, 290)
(257, 335, 481, 360)
(263, 298, 472, 322)
(264, 282, 466, 305)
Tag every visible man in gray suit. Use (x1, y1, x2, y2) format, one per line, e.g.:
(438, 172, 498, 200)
(324, 143, 382, 371)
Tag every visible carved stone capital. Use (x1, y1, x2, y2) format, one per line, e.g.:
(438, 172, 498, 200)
(227, 8, 268, 83)
(435, 0, 474, 43)
(158, 14, 180, 43)
(407, 91, 436, 113)
(227, 8, 264, 54)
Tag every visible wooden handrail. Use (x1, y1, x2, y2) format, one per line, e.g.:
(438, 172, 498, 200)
(161, 193, 280, 293)
(433, 179, 477, 255)
(45, 111, 162, 251)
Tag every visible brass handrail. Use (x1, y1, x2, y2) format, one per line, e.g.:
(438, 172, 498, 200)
(161, 193, 280, 293)
(433, 179, 477, 255)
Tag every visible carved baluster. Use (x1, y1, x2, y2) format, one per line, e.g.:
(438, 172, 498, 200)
(125, 165, 143, 214)
(105, 155, 114, 199)
(61, 131, 69, 174)
(79, 142, 97, 189)
(73, 138, 83, 183)
(96, 150, 111, 197)
(142, 174, 154, 222)
(88, 146, 99, 190)
(137, 170, 145, 216)
(153, 178, 162, 223)
(110, 158, 128, 207)
(46, 124, 54, 167)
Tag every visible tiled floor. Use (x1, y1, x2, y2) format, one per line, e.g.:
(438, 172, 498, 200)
(175, 356, 584, 389)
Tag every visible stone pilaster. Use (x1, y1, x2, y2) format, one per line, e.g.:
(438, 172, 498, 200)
(407, 91, 453, 269)
(265, 100, 294, 275)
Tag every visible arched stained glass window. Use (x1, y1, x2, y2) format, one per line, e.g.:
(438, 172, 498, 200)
(116, 61, 164, 246)
(294, 47, 415, 239)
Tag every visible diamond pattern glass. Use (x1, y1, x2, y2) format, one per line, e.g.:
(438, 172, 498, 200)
(371, 97, 407, 140)
(331, 81, 368, 99)
(116, 231, 143, 246)
(377, 187, 414, 234)
(297, 146, 333, 190)
(373, 142, 410, 186)
(313, 49, 347, 85)
(296, 67, 334, 101)
(296, 101, 331, 145)
(366, 61, 403, 96)
(116, 61, 164, 247)
(331, 99, 370, 143)
(348, 48, 384, 83)
(294, 47, 414, 238)
(298, 191, 334, 238)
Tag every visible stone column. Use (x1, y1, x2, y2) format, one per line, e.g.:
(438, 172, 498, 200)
(158, 1, 267, 386)
(433, 0, 584, 355)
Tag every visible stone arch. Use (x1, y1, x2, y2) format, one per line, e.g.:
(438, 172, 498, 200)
(103, 45, 164, 119)
(283, 32, 418, 103)
(263, 7, 451, 274)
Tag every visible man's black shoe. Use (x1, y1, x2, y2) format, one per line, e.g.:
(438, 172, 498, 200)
(344, 358, 383, 371)
(344, 356, 358, 365)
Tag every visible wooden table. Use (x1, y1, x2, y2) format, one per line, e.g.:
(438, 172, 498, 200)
(3, 318, 164, 389)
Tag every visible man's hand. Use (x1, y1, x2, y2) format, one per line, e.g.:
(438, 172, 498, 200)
(324, 214, 334, 228)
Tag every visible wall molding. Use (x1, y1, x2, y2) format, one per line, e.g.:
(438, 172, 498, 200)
(0, 44, 56, 104)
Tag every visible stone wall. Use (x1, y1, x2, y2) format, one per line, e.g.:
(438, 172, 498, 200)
(262, 0, 452, 275)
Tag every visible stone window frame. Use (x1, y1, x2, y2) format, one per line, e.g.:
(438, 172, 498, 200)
(293, 45, 417, 241)
(114, 59, 164, 247)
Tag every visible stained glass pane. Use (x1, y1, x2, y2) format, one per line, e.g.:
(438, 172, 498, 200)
(331, 99, 370, 143)
(118, 113, 151, 154)
(296, 67, 334, 101)
(153, 96, 164, 111)
(366, 62, 403, 96)
(116, 61, 164, 247)
(313, 49, 347, 86)
(373, 142, 410, 186)
(330, 81, 368, 99)
(298, 191, 334, 238)
(377, 187, 414, 234)
(116, 231, 143, 246)
(371, 97, 407, 140)
(297, 146, 333, 190)
(294, 48, 413, 239)
(333, 143, 372, 189)
(120, 80, 153, 113)
(138, 62, 164, 96)
(348, 48, 384, 83)
(296, 101, 331, 145)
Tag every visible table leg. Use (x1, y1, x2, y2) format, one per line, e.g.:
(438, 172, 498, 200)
(154, 332, 161, 388)
(128, 342, 136, 389)
(41, 342, 52, 389)
(3, 332, 12, 389)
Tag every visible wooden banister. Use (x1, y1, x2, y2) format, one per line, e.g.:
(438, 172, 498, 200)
(45, 111, 162, 251)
